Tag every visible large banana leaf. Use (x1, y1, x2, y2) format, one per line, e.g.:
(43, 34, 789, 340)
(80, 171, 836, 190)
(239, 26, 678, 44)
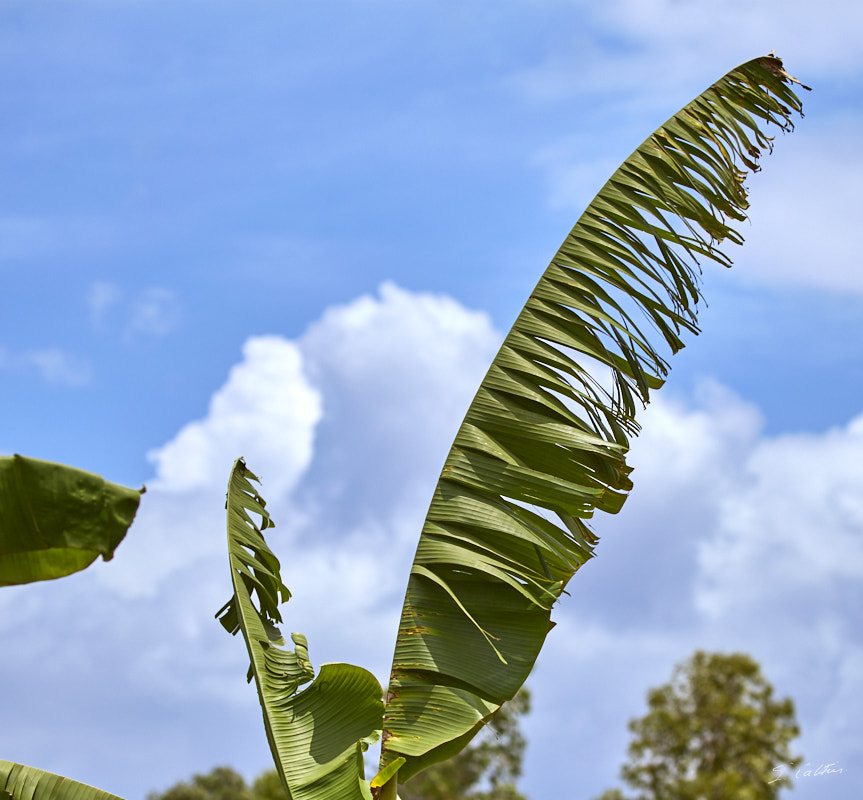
(0, 760, 123, 800)
(378, 55, 808, 788)
(0, 455, 143, 586)
(217, 459, 385, 800)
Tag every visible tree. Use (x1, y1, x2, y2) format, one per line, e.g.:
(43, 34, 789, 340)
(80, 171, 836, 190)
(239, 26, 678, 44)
(250, 770, 290, 800)
(148, 767, 253, 800)
(593, 651, 802, 800)
(2, 54, 809, 800)
(148, 767, 290, 800)
(397, 688, 530, 800)
(146, 766, 309, 800)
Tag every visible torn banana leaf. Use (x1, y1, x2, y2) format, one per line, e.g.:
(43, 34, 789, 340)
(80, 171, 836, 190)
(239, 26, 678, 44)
(379, 54, 808, 789)
(217, 458, 384, 800)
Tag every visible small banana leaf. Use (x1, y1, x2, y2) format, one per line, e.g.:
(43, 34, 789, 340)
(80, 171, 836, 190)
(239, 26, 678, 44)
(0, 455, 143, 587)
(378, 54, 809, 788)
(217, 459, 384, 800)
(0, 760, 124, 800)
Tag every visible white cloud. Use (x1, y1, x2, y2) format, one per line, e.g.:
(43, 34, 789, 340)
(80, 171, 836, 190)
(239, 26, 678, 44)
(508, 0, 862, 107)
(528, 111, 863, 300)
(296, 281, 500, 531)
(0, 340, 91, 386)
(0, 326, 94, 386)
(629, 380, 763, 498)
(148, 335, 320, 496)
(126, 287, 181, 339)
(24, 349, 91, 385)
(99, 288, 863, 799)
(86, 281, 183, 339)
(507, 0, 860, 300)
(95, 282, 498, 629)
(524, 383, 863, 799)
(95, 335, 322, 597)
(3, 285, 860, 800)
(590, 0, 863, 75)
(696, 411, 863, 617)
(738, 124, 863, 295)
(87, 280, 123, 327)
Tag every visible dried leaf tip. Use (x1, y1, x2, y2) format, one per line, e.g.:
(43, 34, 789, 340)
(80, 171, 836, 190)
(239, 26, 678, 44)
(764, 51, 812, 91)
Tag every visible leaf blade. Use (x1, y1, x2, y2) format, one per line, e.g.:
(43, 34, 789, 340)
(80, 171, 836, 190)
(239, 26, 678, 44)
(218, 458, 384, 800)
(0, 455, 143, 586)
(380, 54, 807, 784)
(0, 760, 124, 800)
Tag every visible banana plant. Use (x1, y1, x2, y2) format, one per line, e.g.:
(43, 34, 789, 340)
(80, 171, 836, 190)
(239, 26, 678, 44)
(1, 53, 809, 800)
(216, 55, 809, 800)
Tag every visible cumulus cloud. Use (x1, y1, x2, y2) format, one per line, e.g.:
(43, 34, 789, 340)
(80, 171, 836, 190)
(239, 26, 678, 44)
(696, 412, 863, 617)
(94, 282, 499, 670)
(529, 383, 863, 799)
(3, 284, 859, 800)
(296, 281, 500, 534)
(739, 125, 863, 296)
(148, 336, 321, 496)
(0, 283, 501, 800)
(93, 335, 321, 600)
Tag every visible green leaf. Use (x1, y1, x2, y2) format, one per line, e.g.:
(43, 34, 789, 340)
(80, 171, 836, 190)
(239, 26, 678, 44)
(0, 760, 124, 800)
(370, 758, 405, 790)
(217, 458, 384, 800)
(0, 455, 143, 587)
(380, 54, 808, 784)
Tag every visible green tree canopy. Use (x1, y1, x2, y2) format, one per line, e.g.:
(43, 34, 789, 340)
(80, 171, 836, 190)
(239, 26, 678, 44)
(594, 651, 802, 800)
(148, 767, 252, 800)
(399, 688, 530, 800)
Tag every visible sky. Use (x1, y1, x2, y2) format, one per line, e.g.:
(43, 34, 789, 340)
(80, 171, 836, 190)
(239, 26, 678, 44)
(1, 2, 861, 799)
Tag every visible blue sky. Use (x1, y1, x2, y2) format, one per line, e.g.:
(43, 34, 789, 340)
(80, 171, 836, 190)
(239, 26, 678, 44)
(1, 2, 862, 799)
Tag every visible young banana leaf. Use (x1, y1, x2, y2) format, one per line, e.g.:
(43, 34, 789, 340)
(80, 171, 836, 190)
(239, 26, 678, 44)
(217, 459, 385, 800)
(375, 54, 809, 792)
(0, 455, 143, 587)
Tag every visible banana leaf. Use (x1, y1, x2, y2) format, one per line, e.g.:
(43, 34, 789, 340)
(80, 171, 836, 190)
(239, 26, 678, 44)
(378, 54, 809, 789)
(0, 455, 143, 587)
(0, 760, 124, 800)
(217, 459, 385, 800)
